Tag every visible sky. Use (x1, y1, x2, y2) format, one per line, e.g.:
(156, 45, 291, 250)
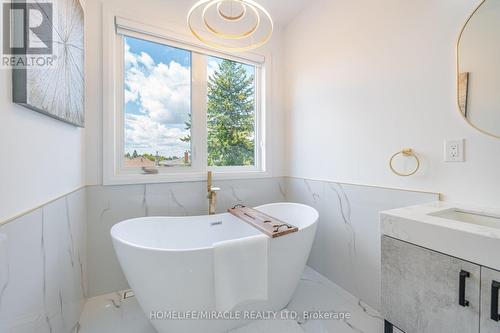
(123, 36, 255, 159)
(124, 36, 191, 158)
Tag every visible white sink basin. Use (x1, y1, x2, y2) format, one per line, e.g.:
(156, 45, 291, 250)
(429, 208, 500, 230)
(381, 202, 500, 272)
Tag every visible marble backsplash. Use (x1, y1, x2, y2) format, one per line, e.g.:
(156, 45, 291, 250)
(0, 176, 438, 333)
(86, 176, 439, 312)
(86, 177, 288, 297)
(0, 188, 87, 333)
(284, 178, 439, 311)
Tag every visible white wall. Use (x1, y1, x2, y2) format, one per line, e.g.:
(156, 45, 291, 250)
(459, 0, 500, 137)
(84, 0, 286, 185)
(284, 0, 500, 207)
(0, 100, 85, 223)
(0, 56, 85, 222)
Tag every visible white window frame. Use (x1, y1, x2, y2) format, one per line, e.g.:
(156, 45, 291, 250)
(103, 12, 271, 185)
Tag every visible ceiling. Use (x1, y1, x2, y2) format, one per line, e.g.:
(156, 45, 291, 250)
(256, 0, 311, 25)
(181, 0, 311, 26)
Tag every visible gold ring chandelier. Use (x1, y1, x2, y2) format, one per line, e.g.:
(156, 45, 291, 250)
(187, 0, 274, 52)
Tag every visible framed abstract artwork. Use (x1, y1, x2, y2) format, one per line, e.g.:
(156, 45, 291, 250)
(11, 0, 85, 127)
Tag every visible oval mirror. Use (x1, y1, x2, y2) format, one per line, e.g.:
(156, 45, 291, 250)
(457, 0, 500, 138)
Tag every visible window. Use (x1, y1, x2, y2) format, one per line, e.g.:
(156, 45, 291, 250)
(207, 56, 256, 167)
(123, 36, 192, 169)
(104, 17, 267, 184)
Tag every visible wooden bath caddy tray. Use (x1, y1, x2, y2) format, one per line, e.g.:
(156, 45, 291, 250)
(228, 205, 298, 238)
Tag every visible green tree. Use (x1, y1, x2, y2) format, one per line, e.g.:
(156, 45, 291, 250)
(180, 118, 191, 143)
(143, 153, 155, 162)
(207, 60, 255, 166)
(132, 150, 138, 158)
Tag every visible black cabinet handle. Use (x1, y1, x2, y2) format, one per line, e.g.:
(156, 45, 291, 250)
(459, 270, 470, 307)
(492, 280, 500, 321)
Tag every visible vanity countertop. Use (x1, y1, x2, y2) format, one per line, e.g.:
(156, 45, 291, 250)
(381, 202, 500, 271)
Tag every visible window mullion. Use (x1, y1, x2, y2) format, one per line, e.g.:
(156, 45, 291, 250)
(191, 52, 208, 172)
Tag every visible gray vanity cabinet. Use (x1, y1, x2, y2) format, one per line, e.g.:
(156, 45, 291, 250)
(481, 267, 500, 333)
(381, 236, 481, 333)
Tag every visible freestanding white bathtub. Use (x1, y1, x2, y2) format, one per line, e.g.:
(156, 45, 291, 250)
(111, 202, 318, 333)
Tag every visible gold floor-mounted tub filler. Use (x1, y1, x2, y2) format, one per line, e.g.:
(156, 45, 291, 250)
(207, 171, 220, 215)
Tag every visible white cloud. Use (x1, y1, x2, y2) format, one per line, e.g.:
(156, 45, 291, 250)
(125, 113, 189, 156)
(125, 46, 190, 124)
(124, 43, 138, 67)
(207, 59, 220, 79)
(138, 52, 154, 69)
(124, 42, 191, 156)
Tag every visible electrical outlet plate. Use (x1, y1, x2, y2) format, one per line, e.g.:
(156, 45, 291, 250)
(445, 139, 465, 162)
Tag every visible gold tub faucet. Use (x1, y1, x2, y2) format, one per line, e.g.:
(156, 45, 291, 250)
(207, 171, 220, 215)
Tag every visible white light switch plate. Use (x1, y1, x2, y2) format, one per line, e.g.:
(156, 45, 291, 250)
(444, 139, 465, 162)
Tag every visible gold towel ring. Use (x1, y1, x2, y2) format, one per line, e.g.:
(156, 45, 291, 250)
(389, 148, 420, 177)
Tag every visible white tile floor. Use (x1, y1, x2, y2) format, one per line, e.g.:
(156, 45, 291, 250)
(78, 267, 402, 333)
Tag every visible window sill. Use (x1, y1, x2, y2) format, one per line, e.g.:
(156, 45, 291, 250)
(103, 170, 272, 186)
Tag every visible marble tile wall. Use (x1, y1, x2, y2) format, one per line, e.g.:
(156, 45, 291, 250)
(284, 178, 439, 311)
(0, 188, 87, 333)
(86, 176, 439, 309)
(86, 177, 288, 297)
(0, 176, 438, 332)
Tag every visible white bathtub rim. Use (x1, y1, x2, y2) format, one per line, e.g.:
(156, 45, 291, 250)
(110, 202, 318, 253)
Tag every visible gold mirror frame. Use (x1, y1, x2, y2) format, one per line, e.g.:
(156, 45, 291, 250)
(456, 0, 500, 139)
